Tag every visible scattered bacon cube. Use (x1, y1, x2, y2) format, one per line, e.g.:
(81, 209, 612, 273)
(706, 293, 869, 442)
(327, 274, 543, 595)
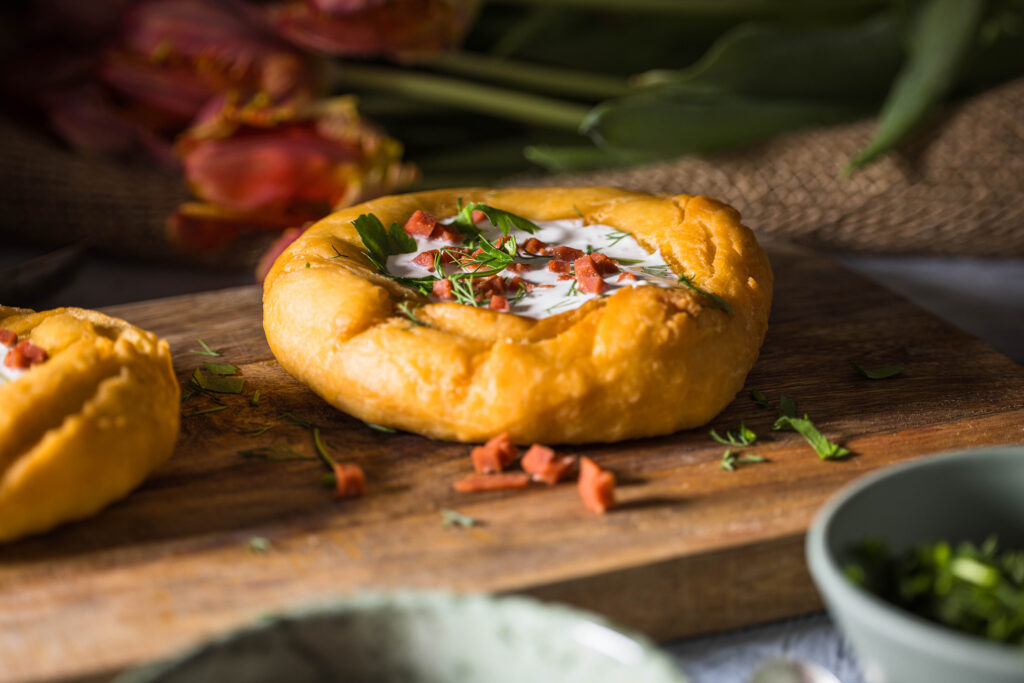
(522, 445, 575, 485)
(0, 329, 16, 347)
(471, 432, 519, 473)
(489, 295, 509, 312)
(578, 457, 616, 514)
(523, 238, 549, 255)
(573, 255, 606, 295)
(4, 339, 47, 370)
(431, 224, 464, 243)
(506, 262, 533, 274)
(590, 253, 620, 275)
(617, 271, 638, 283)
(454, 472, 530, 493)
(403, 209, 438, 237)
(332, 463, 366, 498)
(412, 250, 438, 270)
(433, 279, 455, 300)
(506, 276, 534, 292)
(471, 209, 486, 223)
(546, 260, 571, 275)
(550, 245, 585, 261)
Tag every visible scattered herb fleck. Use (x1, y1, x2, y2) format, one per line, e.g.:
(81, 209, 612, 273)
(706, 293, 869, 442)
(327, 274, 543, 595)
(751, 389, 773, 410)
(189, 339, 221, 357)
(710, 420, 757, 447)
(605, 229, 632, 247)
(720, 449, 768, 471)
(305, 262, 310, 268)
(238, 446, 314, 461)
(279, 411, 315, 429)
(441, 508, 479, 528)
(774, 414, 850, 459)
(201, 361, 239, 376)
(250, 389, 261, 407)
(850, 360, 905, 380)
(239, 424, 277, 436)
(191, 367, 245, 394)
(312, 427, 336, 470)
(364, 422, 398, 433)
(185, 405, 229, 417)
(248, 536, 271, 553)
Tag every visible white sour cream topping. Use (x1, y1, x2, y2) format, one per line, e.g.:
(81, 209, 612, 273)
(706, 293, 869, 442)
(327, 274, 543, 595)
(387, 217, 676, 319)
(0, 345, 26, 384)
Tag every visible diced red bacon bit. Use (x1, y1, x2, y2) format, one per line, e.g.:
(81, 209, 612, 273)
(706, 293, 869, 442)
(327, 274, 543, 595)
(521, 445, 575, 485)
(523, 238, 549, 255)
(470, 432, 519, 473)
(332, 463, 366, 499)
(431, 223, 464, 243)
(433, 279, 455, 300)
(617, 271, 638, 283)
(573, 255, 606, 295)
(453, 472, 530, 493)
(557, 274, 574, 281)
(412, 250, 438, 270)
(506, 262, 533, 274)
(403, 209, 438, 237)
(3, 339, 47, 371)
(471, 209, 486, 223)
(506, 276, 534, 292)
(550, 245, 585, 261)
(590, 253, 620, 275)
(578, 457, 616, 514)
(546, 260, 571, 275)
(0, 329, 16, 347)
(489, 295, 510, 312)
(403, 209, 463, 243)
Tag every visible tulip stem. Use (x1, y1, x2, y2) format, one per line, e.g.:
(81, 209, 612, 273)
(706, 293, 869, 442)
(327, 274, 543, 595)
(417, 52, 630, 100)
(332, 63, 590, 133)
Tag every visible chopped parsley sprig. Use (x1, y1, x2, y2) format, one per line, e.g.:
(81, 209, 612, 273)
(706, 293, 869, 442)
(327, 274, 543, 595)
(454, 201, 541, 242)
(710, 421, 757, 447)
(352, 213, 417, 271)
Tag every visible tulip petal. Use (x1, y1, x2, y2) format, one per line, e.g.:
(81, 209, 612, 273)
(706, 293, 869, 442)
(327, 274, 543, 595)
(269, 0, 478, 57)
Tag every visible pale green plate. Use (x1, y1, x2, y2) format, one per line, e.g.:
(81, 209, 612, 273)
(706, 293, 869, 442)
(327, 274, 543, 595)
(117, 592, 691, 683)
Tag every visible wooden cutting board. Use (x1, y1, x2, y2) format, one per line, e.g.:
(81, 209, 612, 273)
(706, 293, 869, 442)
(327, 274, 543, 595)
(1, 244, 1022, 683)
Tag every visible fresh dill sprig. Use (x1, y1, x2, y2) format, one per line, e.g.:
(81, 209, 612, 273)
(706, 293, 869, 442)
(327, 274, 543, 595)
(396, 301, 427, 327)
(605, 229, 632, 247)
(677, 273, 733, 315)
(189, 339, 221, 357)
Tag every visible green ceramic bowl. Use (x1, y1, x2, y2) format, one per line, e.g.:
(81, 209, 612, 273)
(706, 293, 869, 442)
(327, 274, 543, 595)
(116, 592, 690, 683)
(807, 446, 1024, 683)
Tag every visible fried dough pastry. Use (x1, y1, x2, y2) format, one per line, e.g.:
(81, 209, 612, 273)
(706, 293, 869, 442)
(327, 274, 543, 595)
(0, 306, 179, 542)
(263, 187, 773, 444)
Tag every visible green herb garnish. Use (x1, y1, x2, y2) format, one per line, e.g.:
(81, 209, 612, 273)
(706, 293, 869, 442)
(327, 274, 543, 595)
(751, 389, 772, 410)
(279, 411, 315, 429)
(201, 361, 239, 376)
(396, 301, 427, 328)
(185, 405, 229, 417)
(441, 508, 479, 528)
(773, 414, 850, 459)
(364, 422, 398, 433)
(250, 389, 261, 407)
(352, 213, 418, 271)
(238, 446, 314, 461)
(677, 272, 733, 315)
(312, 427, 337, 470)
(189, 339, 221, 357)
(640, 264, 673, 278)
(238, 424, 277, 436)
(720, 449, 767, 471)
(845, 536, 1024, 647)
(454, 201, 540, 241)
(248, 536, 271, 553)
(191, 367, 245, 394)
(710, 420, 757, 447)
(605, 229, 632, 247)
(850, 360, 905, 380)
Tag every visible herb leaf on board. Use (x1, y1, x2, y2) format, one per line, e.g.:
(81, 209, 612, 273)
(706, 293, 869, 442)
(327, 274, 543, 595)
(850, 360, 905, 379)
(774, 414, 850, 459)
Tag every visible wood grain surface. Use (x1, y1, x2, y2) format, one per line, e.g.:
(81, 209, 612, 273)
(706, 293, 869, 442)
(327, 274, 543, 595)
(1, 244, 1022, 683)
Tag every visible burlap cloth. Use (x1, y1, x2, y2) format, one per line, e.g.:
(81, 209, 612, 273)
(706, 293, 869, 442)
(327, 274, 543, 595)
(2, 77, 1022, 268)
